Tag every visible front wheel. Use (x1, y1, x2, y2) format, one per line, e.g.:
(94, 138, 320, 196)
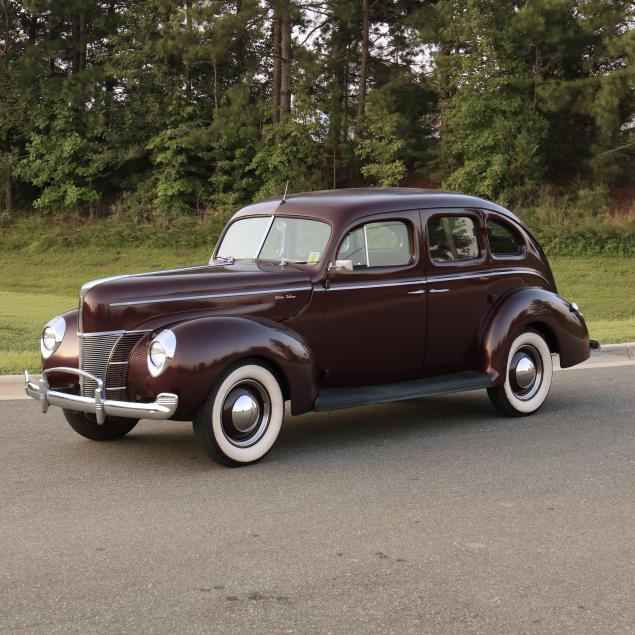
(63, 410, 138, 441)
(487, 330, 553, 417)
(193, 362, 284, 466)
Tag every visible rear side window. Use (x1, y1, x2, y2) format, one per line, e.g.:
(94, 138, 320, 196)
(337, 220, 412, 269)
(427, 216, 480, 262)
(487, 218, 524, 257)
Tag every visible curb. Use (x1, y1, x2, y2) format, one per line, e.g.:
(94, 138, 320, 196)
(1, 343, 634, 401)
(589, 342, 635, 359)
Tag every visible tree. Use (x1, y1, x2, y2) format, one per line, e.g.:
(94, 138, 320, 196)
(356, 89, 407, 186)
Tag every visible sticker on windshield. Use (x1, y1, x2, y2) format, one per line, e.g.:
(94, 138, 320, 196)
(307, 252, 320, 264)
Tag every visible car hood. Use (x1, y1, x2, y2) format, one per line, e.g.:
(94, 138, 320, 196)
(80, 261, 313, 333)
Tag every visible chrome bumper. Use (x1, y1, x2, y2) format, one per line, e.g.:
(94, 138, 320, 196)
(24, 367, 178, 424)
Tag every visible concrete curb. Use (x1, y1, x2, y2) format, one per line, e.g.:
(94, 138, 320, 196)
(1, 343, 633, 400)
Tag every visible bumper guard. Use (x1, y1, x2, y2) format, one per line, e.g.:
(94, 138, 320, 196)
(24, 367, 178, 424)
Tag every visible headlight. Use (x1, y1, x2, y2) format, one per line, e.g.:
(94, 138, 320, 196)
(147, 329, 176, 377)
(40, 316, 66, 359)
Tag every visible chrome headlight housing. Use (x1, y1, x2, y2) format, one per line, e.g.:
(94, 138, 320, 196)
(40, 316, 66, 359)
(147, 329, 177, 378)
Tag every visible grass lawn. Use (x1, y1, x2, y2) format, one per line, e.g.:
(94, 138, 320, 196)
(0, 249, 632, 374)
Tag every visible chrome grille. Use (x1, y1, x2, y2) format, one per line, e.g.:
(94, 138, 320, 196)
(105, 333, 147, 401)
(80, 333, 122, 397)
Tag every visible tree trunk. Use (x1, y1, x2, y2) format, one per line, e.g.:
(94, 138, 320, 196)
(212, 57, 218, 114)
(279, 2, 291, 119)
(272, 8, 281, 123)
(48, 14, 56, 75)
(533, 44, 541, 112)
(4, 169, 13, 214)
(356, 0, 369, 133)
(185, 0, 192, 96)
(437, 42, 451, 138)
(1, 0, 11, 59)
(79, 12, 87, 71)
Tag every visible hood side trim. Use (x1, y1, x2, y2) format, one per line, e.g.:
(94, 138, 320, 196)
(109, 285, 313, 308)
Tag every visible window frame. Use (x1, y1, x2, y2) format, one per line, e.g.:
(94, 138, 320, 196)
(485, 214, 526, 260)
(333, 217, 415, 271)
(425, 212, 483, 266)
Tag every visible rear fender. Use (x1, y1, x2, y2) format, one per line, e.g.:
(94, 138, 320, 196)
(481, 288, 590, 384)
(127, 316, 318, 419)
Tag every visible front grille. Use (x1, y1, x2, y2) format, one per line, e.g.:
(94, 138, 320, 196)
(80, 332, 147, 398)
(105, 333, 147, 400)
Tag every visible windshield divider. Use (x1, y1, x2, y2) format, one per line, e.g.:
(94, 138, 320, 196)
(254, 215, 276, 259)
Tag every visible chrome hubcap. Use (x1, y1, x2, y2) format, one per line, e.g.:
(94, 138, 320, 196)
(220, 380, 271, 447)
(509, 345, 543, 400)
(231, 394, 260, 433)
(514, 355, 536, 389)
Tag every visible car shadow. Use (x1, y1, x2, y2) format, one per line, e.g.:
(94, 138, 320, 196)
(62, 392, 505, 472)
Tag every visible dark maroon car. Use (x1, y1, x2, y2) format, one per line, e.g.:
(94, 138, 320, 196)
(26, 188, 594, 466)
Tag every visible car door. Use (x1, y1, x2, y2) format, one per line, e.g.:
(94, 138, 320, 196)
(322, 211, 427, 387)
(421, 209, 491, 376)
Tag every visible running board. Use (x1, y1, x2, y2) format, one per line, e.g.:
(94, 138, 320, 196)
(314, 372, 492, 412)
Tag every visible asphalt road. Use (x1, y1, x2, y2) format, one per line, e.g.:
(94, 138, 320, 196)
(1, 365, 633, 634)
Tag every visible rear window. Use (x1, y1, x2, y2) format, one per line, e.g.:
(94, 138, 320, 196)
(487, 218, 524, 257)
(427, 216, 480, 262)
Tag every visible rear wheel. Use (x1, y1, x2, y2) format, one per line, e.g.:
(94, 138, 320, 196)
(487, 330, 553, 417)
(63, 410, 138, 441)
(193, 362, 284, 467)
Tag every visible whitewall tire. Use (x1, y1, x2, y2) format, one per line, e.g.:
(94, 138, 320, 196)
(193, 362, 284, 466)
(487, 330, 553, 417)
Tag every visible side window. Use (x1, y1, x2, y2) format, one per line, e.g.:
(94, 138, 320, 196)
(487, 218, 524, 257)
(336, 220, 412, 269)
(427, 215, 480, 262)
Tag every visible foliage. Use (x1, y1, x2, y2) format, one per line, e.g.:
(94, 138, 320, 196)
(0, 0, 633, 217)
(356, 89, 408, 187)
(250, 108, 328, 199)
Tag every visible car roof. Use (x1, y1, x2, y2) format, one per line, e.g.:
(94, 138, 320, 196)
(232, 188, 524, 228)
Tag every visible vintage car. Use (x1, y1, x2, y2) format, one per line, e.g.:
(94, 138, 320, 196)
(26, 188, 596, 466)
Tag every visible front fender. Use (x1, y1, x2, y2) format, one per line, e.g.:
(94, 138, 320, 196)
(127, 316, 318, 419)
(42, 308, 80, 390)
(480, 287, 590, 384)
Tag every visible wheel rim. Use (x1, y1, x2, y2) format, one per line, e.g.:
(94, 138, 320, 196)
(509, 345, 543, 401)
(220, 379, 271, 447)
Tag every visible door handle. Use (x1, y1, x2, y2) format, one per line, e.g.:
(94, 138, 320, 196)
(430, 288, 449, 294)
(406, 289, 426, 296)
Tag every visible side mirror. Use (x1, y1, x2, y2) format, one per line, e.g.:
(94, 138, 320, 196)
(329, 259, 354, 273)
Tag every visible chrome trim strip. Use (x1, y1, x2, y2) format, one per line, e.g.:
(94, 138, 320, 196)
(427, 267, 547, 284)
(79, 329, 124, 338)
(321, 267, 547, 292)
(109, 286, 313, 307)
(326, 279, 427, 292)
(79, 329, 151, 337)
(135, 264, 217, 277)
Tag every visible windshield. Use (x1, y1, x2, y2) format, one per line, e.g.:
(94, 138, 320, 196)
(215, 216, 331, 264)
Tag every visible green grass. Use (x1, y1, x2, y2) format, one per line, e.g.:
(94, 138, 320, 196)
(550, 257, 635, 344)
(0, 249, 632, 374)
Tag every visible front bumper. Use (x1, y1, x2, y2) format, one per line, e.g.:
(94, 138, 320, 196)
(24, 367, 178, 424)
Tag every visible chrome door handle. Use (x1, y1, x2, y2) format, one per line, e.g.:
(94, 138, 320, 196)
(430, 288, 449, 294)
(406, 289, 426, 296)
